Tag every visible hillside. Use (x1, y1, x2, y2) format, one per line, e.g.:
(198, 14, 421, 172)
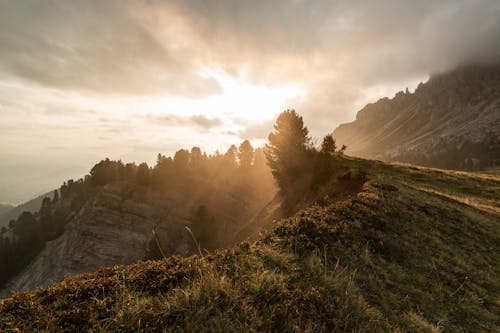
(0, 204, 13, 219)
(0, 191, 53, 229)
(333, 63, 500, 170)
(1, 157, 498, 332)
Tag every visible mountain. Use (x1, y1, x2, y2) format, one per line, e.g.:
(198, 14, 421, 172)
(1, 157, 498, 332)
(0, 204, 13, 217)
(0, 153, 276, 297)
(333, 63, 500, 170)
(0, 191, 53, 229)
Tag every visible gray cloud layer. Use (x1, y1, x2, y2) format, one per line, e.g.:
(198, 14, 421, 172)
(2, 0, 499, 131)
(2, 0, 500, 203)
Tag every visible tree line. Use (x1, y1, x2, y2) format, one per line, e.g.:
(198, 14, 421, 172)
(0, 110, 348, 284)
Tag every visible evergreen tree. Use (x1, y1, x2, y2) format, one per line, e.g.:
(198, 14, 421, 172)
(174, 149, 190, 171)
(238, 139, 254, 169)
(190, 147, 203, 170)
(124, 163, 138, 181)
(52, 190, 59, 203)
(225, 145, 238, 164)
(136, 162, 151, 185)
(320, 134, 337, 154)
(191, 205, 218, 251)
(264, 110, 312, 193)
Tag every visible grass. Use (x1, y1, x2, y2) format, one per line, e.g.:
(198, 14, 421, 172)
(1, 157, 499, 332)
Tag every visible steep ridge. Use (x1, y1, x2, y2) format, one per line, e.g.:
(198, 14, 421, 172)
(1, 171, 276, 297)
(1, 157, 498, 332)
(333, 62, 500, 170)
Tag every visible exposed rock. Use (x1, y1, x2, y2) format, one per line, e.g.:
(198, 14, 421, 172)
(333, 62, 500, 170)
(1, 177, 275, 297)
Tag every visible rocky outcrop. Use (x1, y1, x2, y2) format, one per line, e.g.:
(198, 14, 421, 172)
(333, 62, 500, 170)
(1, 173, 276, 297)
(0, 184, 191, 297)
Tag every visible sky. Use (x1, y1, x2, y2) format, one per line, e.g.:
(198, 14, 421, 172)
(1, 0, 500, 203)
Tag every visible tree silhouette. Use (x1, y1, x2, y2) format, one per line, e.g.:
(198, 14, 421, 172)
(223, 144, 238, 169)
(136, 162, 151, 185)
(265, 110, 312, 193)
(174, 149, 190, 171)
(191, 205, 218, 251)
(320, 134, 337, 154)
(238, 139, 254, 169)
(52, 190, 59, 203)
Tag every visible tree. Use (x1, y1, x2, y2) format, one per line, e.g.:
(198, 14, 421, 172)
(89, 158, 124, 186)
(224, 145, 238, 165)
(124, 163, 138, 181)
(312, 135, 337, 188)
(191, 205, 218, 251)
(320, 134, 337, 154)
(174, 149, 190, 171)
(136, 162, 151, 185)
(190, 147, 203, 170)
(264, 110, 312, 193)
(238, 139, 254, 169)
(52, 190, 59, 203)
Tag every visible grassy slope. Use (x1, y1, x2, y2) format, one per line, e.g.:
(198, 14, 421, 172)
(1, 158, 499, 332)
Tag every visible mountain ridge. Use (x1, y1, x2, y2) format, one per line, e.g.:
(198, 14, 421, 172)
(1, 157, 499, 332)
(333, 62, 500, 169)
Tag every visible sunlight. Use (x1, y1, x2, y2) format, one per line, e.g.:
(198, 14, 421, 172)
(139, 69, 304, 128)
(200, 68, 304, 122)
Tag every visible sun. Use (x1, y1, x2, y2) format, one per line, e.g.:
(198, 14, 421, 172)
(199, 69, 304, 123)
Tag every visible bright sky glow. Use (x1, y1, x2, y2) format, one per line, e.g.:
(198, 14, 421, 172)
(1, 0, 498, 203)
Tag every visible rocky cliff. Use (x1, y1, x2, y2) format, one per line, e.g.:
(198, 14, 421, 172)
(1, 174, 275, 297)
(333, 62, 500, 169)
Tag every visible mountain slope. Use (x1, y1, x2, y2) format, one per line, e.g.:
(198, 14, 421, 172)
(1, 157, 498, 332)
(0, 191, 53, 229)
(0, 204, 13, 216)
(333, 63, 500, 170)
(0, 172, 275, 297)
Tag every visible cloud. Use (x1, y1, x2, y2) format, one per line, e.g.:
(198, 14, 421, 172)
(0, 1, 221, 97)
(190, 114, 224, 128)
(164, 0, 500, 131)
(2, 0, 500, 202)
(236, 119, 275, 140)
(147, 114, 223, 130)
(2, 0, 499, 106)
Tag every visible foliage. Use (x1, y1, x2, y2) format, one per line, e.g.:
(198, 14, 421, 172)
(0, 138, 274, 290)
(0, 180, 91, 287)
(1, 158, 498, 332)
(265, 110, 312, 193)
(320, 134, 337, 154)
(136, 162, 151, 186)
(191, 205, 218, 252)
(238, 139, 254, 169)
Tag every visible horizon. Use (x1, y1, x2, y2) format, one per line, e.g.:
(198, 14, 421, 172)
(1, 0, 500, 203)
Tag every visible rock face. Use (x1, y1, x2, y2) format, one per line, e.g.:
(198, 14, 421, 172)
(333, 63, 500, 170)
(1, 177, 275, 297)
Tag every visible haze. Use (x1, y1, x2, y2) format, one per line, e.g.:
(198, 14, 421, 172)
(1, 0, 500, 203)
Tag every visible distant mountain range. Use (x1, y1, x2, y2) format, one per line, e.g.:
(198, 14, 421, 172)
(0, 204, 14, 217)
(333, 62, 500, 170)
(0, 192, 53, 229)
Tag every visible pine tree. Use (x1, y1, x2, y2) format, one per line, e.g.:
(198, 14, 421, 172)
(264, 110, 312, 193)
(238, 139, 254, 169)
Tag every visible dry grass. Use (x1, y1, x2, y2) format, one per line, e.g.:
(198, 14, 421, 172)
(1, 157, 499, 332)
